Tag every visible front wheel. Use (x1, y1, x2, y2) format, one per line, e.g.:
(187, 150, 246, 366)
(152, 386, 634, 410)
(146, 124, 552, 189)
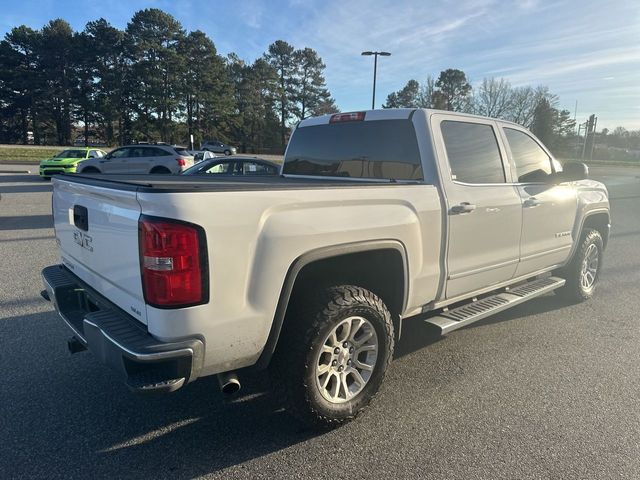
(223, 150, 231, 156)
(270, 285, 394, 428)
(555, 228, 603, 303)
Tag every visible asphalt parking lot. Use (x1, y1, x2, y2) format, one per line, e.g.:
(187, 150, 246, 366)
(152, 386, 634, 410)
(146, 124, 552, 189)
(1, 164, 639, 479)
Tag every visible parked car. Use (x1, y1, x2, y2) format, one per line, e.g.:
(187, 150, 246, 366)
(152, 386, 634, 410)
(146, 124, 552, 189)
(77, 144, 194, 174)
(39, 148, 108, 179)
(182, 156, 280, 176)
(42, 108, 609, 428)
(201, 140, 237, 155)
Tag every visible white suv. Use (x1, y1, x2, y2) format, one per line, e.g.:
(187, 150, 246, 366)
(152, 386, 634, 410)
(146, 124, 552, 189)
(77, 144, 194, 174)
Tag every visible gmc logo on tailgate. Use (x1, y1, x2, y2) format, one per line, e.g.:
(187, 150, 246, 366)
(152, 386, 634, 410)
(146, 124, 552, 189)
(73, 231, 93, 252)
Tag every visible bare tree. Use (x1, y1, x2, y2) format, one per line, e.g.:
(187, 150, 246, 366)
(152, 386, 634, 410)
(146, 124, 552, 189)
(506, 86, 538, 127)
(417, 76, 436, 108)
(474, 78, 513, 118)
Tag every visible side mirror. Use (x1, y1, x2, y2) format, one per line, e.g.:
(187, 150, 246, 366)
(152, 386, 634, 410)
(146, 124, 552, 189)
(561, 161, 588, 182)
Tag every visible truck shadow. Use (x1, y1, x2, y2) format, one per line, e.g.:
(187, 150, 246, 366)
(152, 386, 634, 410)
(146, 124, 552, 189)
(394, 293, 571, 361)
(0, 283, 611, 478)
(0, 311, 320, 479)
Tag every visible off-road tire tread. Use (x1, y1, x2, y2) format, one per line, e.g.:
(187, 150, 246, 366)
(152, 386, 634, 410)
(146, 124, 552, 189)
(556, 228, 603, 303)
(270, 285, 394, 429)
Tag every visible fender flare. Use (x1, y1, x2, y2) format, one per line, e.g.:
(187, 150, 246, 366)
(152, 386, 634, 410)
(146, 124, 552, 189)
(254, 239, 409, 369)
(564, 208, 610, 265)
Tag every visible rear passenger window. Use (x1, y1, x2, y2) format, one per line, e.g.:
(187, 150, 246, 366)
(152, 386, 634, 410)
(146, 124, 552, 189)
(441, 121, 505, 184)
(151, 147, 172, 157)
(504, 128, 553, 183)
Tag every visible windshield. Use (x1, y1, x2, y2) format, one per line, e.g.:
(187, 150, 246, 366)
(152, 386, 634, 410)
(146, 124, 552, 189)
(283, 119, 423, 180)
(54, 149, 86, 159)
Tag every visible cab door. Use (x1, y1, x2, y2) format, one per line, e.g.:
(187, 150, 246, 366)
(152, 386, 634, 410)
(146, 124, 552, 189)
(431, 114, 523, 300)
(499, 126, 577, 275)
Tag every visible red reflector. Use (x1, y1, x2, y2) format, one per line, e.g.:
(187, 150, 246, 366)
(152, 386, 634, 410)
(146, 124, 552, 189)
(329, 112, 366, 123)
(139, 217, 207, 307)
(176, 158, 186, 167)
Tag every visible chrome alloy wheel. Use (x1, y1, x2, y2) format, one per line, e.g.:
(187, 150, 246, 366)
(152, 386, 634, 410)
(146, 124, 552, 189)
(315, 316, 379, 404)
(580, 243, 599, 290)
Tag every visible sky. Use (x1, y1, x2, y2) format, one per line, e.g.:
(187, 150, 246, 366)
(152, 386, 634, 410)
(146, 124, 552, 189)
(1, 0, 639, 130)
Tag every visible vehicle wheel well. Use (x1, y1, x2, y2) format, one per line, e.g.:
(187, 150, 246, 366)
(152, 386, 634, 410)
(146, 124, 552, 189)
(255, 246, 407, 370)
(81, 167, 100, 173)
(150, 166, 171, 174)
(582, 212, 609, 249)
(289, 249, 406, 319)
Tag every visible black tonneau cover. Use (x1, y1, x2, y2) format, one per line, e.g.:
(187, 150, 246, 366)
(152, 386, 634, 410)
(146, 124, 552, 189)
(56, 173, 421, 193)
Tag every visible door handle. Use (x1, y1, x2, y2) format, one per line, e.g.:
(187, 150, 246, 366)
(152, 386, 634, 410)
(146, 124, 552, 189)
(450, 202, 476, 215)
(524, 197, 542, 208)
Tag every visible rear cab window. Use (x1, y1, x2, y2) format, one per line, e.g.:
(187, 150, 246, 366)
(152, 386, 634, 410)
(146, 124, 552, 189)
(283, 118, 423, 181)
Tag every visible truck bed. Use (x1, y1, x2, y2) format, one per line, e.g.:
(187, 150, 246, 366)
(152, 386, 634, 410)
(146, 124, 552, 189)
(60, 173, 420, 192)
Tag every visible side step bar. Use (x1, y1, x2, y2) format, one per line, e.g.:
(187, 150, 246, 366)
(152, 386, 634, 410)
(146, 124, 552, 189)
(425, 276, 565, 334)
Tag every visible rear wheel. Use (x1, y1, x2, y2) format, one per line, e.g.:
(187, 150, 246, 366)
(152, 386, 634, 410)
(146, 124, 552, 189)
(150, 166, 171, 174)
(555, 228, 603, 302)
(224, 150, 231, 156)
(270, 285, 394, 428)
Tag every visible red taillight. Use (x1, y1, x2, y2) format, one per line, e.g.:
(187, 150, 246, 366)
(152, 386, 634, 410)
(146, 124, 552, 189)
(139, 216, 208, 308)
(176, 158, 186, 167)
(329, 112, 365, 123)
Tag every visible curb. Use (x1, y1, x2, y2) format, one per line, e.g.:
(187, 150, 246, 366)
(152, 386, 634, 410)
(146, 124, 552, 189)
(0, 161, 39, 165)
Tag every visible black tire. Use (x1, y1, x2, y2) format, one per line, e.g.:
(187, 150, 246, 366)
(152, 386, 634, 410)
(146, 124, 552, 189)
(270, 285, 394, 428)
(150, 167, 171, 174)
(224, 150, 231, 156)
(555, 228, 603, 303)
(80, 167, 100, 174)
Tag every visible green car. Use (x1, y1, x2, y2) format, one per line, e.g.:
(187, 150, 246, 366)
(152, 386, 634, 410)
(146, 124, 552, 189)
(39, 148, 108, 179)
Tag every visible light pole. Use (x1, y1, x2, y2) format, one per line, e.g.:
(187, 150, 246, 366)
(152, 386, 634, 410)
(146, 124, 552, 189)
(361, 51, 391, 109)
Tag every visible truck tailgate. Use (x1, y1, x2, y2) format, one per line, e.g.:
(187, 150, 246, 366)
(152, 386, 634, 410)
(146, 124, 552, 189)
(52, 177, 147, 324)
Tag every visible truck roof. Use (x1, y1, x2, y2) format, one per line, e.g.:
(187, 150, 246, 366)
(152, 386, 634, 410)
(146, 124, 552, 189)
(297, 108, 523, 129)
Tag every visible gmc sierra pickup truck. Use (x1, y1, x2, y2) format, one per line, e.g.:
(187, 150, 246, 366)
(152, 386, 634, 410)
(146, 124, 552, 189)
(42, 109, 610, 427)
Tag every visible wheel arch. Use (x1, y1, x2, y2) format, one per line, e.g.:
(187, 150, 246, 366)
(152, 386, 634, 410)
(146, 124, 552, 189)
(565, 209, 610, 265)
(254, 240, 408, 369)
(582, 211, 610, 250)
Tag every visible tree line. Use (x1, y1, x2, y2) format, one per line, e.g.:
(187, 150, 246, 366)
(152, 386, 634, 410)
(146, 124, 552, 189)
(0, 8, 337, 151)
(383, 69, 578, 153)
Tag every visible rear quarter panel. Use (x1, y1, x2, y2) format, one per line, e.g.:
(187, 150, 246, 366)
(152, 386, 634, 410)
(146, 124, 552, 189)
(137, 185, 442, 375)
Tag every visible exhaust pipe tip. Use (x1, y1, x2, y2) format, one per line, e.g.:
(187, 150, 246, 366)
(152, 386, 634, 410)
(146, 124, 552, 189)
(217, 371, 241, 395)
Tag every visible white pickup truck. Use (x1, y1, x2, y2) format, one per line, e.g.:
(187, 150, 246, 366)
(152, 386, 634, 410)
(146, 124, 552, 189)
(42, 109, 610, 427)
